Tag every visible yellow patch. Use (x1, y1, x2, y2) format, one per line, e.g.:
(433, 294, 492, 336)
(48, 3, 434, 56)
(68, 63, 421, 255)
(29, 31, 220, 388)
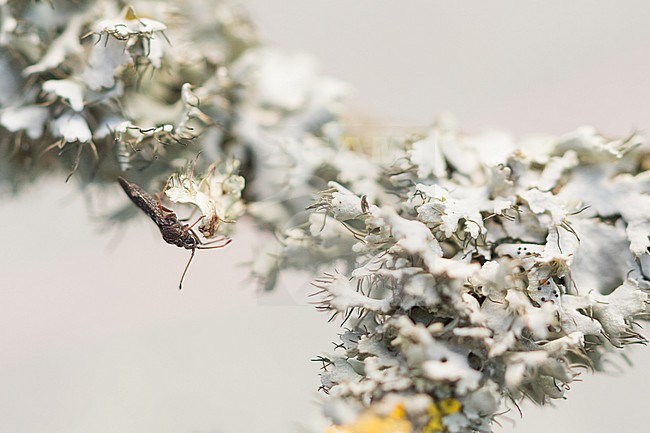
(325, 399, 461, 433)
(438, 399, 462, 415)
(324, 403, 411, 433)
(422, 399, 462, 433)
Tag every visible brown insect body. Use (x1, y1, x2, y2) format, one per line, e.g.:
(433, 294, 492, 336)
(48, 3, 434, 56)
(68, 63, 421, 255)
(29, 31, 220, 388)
(158, 222, 199, 250)
(118, 176, 230, 289)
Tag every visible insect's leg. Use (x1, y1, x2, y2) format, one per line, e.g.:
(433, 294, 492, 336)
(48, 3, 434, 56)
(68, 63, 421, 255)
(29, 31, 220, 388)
(155, 177, 199, 221)
(189, 228, 201, 240)
(197, 239, 232, 250)
(155, 197, 198, 221)
(199, 236, 228, 245)
(179, 248, 196, 290)
(157, 204, 176, 217)
(184, 215, 204, 231)
(154, 180, 176, 215)
(154, 193, 174, 214)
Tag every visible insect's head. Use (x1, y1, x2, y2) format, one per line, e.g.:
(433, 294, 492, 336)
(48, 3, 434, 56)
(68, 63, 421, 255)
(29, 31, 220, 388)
(182, 233, 199, 250)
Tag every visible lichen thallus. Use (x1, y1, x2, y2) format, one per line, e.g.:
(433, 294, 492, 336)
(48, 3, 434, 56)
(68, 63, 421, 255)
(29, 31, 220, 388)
(118, 177, 232, 289)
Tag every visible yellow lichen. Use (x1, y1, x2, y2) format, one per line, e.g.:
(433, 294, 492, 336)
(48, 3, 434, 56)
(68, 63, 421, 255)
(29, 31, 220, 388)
(324, 400, 462, 433)
(324, 403, 412, 433)
(438, 399, 461, 416)
(422, 399, 462, 433)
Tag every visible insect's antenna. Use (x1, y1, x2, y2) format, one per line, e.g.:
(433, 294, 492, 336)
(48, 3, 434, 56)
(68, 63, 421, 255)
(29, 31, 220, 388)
(197, 239, 233, 249)
(179, 248, 196, 290)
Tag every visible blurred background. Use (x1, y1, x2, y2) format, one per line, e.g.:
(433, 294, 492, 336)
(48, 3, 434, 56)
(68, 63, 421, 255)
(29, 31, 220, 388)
(1, 1, 650, 432)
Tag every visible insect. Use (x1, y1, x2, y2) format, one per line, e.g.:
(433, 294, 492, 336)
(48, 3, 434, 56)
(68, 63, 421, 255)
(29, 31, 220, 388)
(118, 176, 231, 289)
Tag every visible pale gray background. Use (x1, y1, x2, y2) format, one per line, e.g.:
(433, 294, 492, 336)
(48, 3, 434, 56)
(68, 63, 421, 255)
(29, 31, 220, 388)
(1, 1, 650, 432)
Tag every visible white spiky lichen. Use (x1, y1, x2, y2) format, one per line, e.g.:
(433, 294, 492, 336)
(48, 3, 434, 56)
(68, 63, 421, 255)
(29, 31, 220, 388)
(2, 0, 353, 281)
(285, 117, 650, 432)
(164, 159, 245, 238)
(0, 0, 345, 221)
